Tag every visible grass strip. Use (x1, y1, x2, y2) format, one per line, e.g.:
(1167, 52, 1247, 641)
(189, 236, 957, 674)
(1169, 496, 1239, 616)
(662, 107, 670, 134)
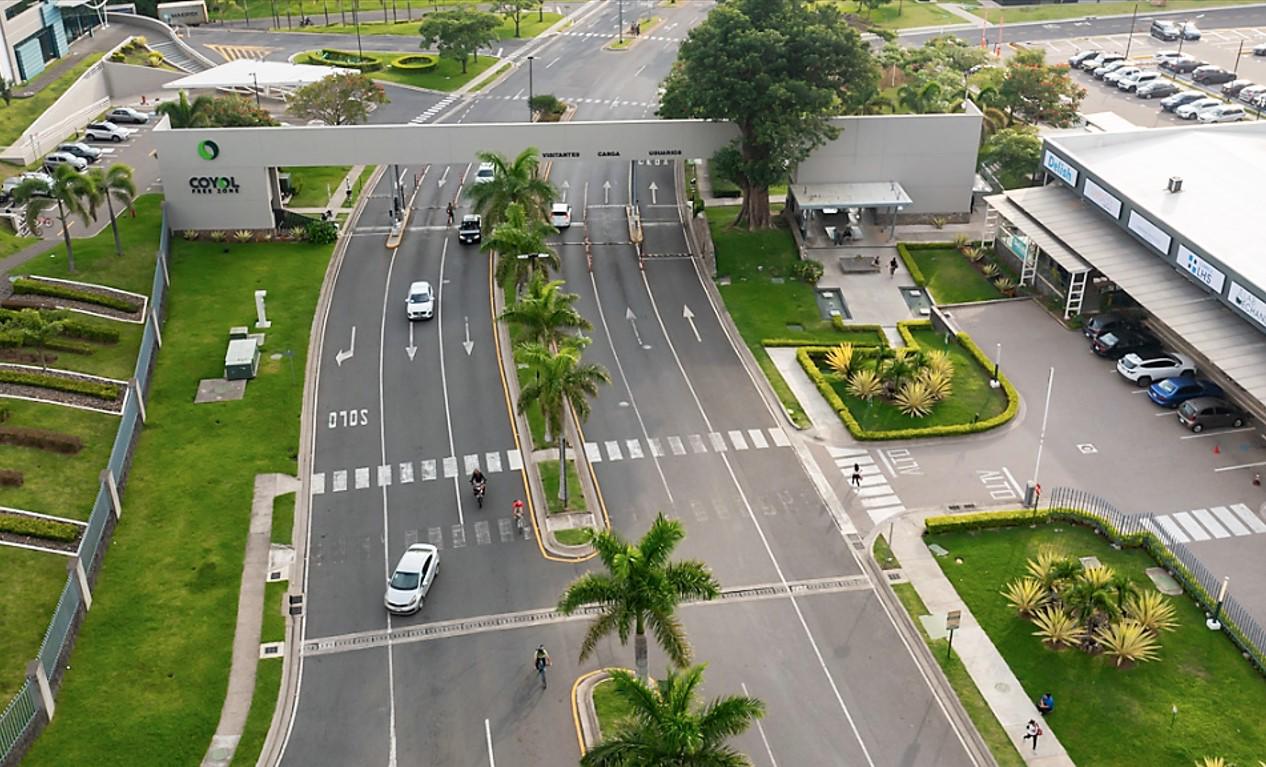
(0, 548, 70, 700)
(272, 492, 295, 546)
(296, 50, 499, 92)
(343, 166, 377, 208)
(20, 195, 165, 295)
(538, 459, 585, 514)
(22, 236, 331, 767)
(591, 676, 636, 735)
(0, 368, 121, 401)
(227, 655, 282, 767)
(0, 400, 116, 521)
(872, 534, 900, 570)
(0, 54, 105, 148)
(11, 278, 143, 314)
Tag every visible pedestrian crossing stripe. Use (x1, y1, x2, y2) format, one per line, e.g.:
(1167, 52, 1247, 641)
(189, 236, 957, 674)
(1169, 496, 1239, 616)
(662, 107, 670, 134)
(205, 44, 275, 62)
(830, 445, 906, 526)
(1146, 504, 1266, 544)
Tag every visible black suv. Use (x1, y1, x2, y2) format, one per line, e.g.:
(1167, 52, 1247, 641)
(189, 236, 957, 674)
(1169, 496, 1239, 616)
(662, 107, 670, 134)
(1083, 312, 1138, 341)
(458, 214, 482, 245)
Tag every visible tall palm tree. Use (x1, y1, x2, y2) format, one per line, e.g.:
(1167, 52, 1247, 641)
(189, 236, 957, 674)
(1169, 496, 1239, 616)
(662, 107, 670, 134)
(465, 147, 556, 225)
(482, 202, 560, 291)
(156, 90, 214, 128)
(498, 274, 591, 347)
(557, 513, 719, 681)
(516, 337, 610, 505)
(14, 165, 96, 273)
(897, 81, 945, 114)
(582, 665, 763, 767)
(85, 164, 136, 258)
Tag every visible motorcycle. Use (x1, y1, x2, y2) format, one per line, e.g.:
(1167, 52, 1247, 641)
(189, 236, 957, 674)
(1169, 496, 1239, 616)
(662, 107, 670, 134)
(473, 479, 487, 508)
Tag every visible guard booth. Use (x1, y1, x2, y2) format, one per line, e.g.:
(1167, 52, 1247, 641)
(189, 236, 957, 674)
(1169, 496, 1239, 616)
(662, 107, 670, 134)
(786, 181, 913, 245)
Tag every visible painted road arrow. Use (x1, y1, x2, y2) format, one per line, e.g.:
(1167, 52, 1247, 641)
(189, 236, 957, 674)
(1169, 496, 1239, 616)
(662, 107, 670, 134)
(603, 181, 612, 204)
(648, 181, 658, 205)
(406, 322, 417, 361)
(626, 307, 649, 349)
(463, 316, 474, 356)
(682, 305, 701, 342)
(561, 180, 570, 202)
(336, 325, 356, 366)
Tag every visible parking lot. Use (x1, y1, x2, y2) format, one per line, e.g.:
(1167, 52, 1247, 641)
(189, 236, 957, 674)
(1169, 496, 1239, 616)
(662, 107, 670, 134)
(1026, 26, 1266, 126)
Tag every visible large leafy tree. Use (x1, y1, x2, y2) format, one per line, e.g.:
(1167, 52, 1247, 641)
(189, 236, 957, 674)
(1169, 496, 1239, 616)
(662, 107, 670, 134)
(996, 49, 1084, 127)
(582, 665, 764, 767)
(980, 125, 1041, 189)
(659, 0, 876, 229)
(288, 72, 387, 126)
(156, 90, 215, 128)
(418, 9, 500, 74)
(465, 148, 555, 225)
(14, 310, 67, 371)
(204, 95, 277, 127)
(482, 202, 559, 291)
(84, 164, 137, 258)
(13, 164, 95, 273)
(558, 513, 720, 681)
(498, 275, 591, 347)
(497, 0, 535, 37)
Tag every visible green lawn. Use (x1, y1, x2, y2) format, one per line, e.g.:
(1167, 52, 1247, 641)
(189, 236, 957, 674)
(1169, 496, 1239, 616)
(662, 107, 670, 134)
(208, 0, 484, 23)
(0, 547, 70, 701)
(831, 0, 969, 30)
(23, 236, 332, 767)
(284, 165, 350, 208)
(906, 247, 1002, 305)
(970, 0, 1264, 24)
(0, 399, 120, 521)
(872, 534, 900, 570)
(0, 53, 105, 149)
(591, 676, 636, 736)
(706, 162, 787, 200)
(19, 195, 165, 295)
(539, 459, 584, 515)
(261, 579, 287, 644)
(306, 11, 562, 39)
(272, 491, 294, 546)
(0, 227, 36, 259)
(33, 320, 144, 380)
(295, 50, 499, 92)
(227, 656, 282, 767)
(891, 582, 1026, 767)
(926, 524, 1266, 766)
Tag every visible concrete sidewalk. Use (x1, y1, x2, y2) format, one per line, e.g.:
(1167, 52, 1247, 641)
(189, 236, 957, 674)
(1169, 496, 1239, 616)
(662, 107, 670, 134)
(889, 511, 1076, 766)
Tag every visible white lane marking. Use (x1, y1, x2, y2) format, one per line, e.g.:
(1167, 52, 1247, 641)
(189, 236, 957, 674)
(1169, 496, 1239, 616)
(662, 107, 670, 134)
(507, 450, 523, 471)
(486, 452, 502, 473)
(728, 430, 749, 450)
(355, 467, 370, 489)
(1210, 505, 1251, 536)
(769, 428, 791, 447)
(861, 495, 903, 509)
(435, 238, 463, 526)
(428, 526, 443, 547)
(604, 440, 623, 460)
(669, 436, 686, 455)
(689, 434, 707, 453)
(332, 470, 347, 492)
(868, 505, 905, 526)
(475, 520, 491, 546)
(1156, 514, 1191, 544)
(743, 682, 780, 767)
(485, 718, 496, 767)
(465, 453, 481, 475)
(709, 432, 727, 452)
(748, 429, 769, 449)
(421, 460, 437, 481)
(311, 472, 325, 494)
(499, 518, 513, 542)
(827, 445, 868, 459)
(443, 456, 458, 479)
(626, 439, 644, 459)
(1231, 503, 1266, 533)
(648, 437, 665, 457)
(856, 485, 895, 498)
(1173, 511, 1211, 542)
(451, 525, 466, 548)
(376, 222, 401, 767)
(585, 442, 603, 462)
(399, 463, 414, 484)
(1214, 460, 1266, 472)
(1191, 508, 1231, 539)
(378, 465, 392, 487)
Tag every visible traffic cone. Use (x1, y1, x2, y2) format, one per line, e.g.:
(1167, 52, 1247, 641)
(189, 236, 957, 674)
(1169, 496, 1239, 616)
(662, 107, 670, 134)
(1214, 443, 1221, 455)
(1255, 473, 1262, 488)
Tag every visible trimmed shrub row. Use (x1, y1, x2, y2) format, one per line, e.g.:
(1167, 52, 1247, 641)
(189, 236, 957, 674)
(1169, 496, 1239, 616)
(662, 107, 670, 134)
(390, 53, 438, 71)
(308, 48, 383, 72)
(0, 308, 122, 343)
(0, 470, 22, 487)
(925, 508, 1048, 535)
(11, 278, 143, 314)
(0, 512, 79, 543)
(0, 369, 122, 402)
(0, 425, 83, 454)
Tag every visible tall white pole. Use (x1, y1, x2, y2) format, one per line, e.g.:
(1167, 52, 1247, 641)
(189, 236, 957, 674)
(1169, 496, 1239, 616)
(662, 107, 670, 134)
(1032, 367, 1055, 490)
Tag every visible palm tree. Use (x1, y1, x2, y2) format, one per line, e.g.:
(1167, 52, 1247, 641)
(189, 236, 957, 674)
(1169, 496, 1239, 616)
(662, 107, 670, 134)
(582, 665, 763, 767)
(465, 147, 556, 225)
(85, 164, 136, 258)
(498, 275, 591, 347)
(897, 81, 945, 114)
(516, 336, 609, 504)
(15, 310, 67, 370)
(558, 514, 720, 681)
(482, 202, 560, 292)
(14, 164, 96, 273)
(156, 90, 214, 128)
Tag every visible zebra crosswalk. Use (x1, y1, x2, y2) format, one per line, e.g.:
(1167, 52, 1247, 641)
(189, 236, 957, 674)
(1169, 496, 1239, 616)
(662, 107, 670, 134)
(205, 44, 275, 62)
(1143, 504, 1266, 545)
(311, 427, 793, 495)
(410, 94, 458, 124)
(827, 445, 906, 527)
(313, 517, 531, 565)
(560, 31, 682, 43)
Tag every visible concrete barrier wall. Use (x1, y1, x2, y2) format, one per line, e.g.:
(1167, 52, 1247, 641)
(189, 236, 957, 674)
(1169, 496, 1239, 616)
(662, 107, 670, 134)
(105, 11, 216, 69)
(103, 62, 184, 100)
(0, 58, 111, 166)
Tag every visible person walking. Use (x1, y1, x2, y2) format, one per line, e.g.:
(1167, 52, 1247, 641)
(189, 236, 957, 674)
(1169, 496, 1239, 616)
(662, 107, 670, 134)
(889, 257, 898, 278)
(446, 201, 455, 226)
(850, 465, 863, 488)
(1024, 719, 1041, 751)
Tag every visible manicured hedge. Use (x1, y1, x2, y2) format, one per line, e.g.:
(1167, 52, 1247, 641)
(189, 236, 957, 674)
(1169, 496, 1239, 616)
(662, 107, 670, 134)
(0, 426, 84, 454)
(390, 54, 437, 71)
(11, 278, 143, 314)
(308, 48, 383, 72)
(896, 242, 928, 286)
(0, 308, 121, 343)
(0, 369, 122, 402)
(0, 469, 21, 486)
(925, 508, 1049, 534)
(0, 512, 79, 543)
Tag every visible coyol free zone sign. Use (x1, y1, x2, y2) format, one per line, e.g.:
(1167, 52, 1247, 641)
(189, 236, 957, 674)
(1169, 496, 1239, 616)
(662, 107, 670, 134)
(189, 176, 241, 195)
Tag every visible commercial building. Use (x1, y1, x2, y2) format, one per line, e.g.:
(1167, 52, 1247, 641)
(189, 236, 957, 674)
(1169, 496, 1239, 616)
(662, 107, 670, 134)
(0, 0, 103, 83)
(984, 122, 1266, 420)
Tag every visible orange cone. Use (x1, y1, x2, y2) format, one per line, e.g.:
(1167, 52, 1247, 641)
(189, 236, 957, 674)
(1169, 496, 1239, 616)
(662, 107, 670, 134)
(1214, 444, 1221, 455)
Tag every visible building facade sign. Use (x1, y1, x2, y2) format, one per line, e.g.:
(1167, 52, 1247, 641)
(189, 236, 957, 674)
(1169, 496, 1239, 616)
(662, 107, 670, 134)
(1176, 244, 1225, 294)
(1127, 210, 1172, 254)
(1230, 282, 1266, 331)
(1043, 150, 1078, 187)
(1008, 232, 1030, 260)
(1083, 178, 1123, 218)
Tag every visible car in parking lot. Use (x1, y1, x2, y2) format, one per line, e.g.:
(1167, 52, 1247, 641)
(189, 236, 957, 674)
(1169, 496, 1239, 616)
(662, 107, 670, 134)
(1151, 19, 1181, 41)
(1, 171, 54, 201)
(1175, 97, 1223, 119)
(1160, 55, 1204, 73)
(1160, 90, 1206, 111)
(1104, 66, 1141, 86)
(1069, 50, 1102, 68)
(83, 121, 132, 142)
(1252, 92, 1266, 109)
(1153, 50, 1183, 64)
(384, 543, 438, 615)
(1116, 351, 1195, 387)
(57, 142, 101, 163)
(405, 280, 435, 320)
(1238, 84, 1266, 104)
(474, 162, 496, 184)
(1178, 397, 1248, 433)
(1081, 52, 1124, 72)
(1094, 59, 1129, 79)
(1136, 80, 1180, 99)
(1199, 104, 1246, 123)
(106, 107, 149, 124)
(1180, 22, 1201, 41)
(1082, 312, 1138, 340)
(549, 202, 572, 229)
(458, 214, 481, 244)
(1193, 65, 1237, 85)
(43, 151, 87, 172)
(1255, 42, 1266, 56)
(1221, 80, 1254, 97)
(1148, 376, 1224, 408)
(1092, 328, 1161, 359)
(1118, 71, 1161, 92)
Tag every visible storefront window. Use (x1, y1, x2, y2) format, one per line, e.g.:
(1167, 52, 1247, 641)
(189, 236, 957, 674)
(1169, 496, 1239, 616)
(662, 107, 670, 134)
(5, 1, 41, 21)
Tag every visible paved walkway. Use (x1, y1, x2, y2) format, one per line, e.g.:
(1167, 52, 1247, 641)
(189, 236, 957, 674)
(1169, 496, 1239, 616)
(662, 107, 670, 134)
(889, 511, 1076, 766)
(14, 24, 130, 98)
(201, 472, 299, 767)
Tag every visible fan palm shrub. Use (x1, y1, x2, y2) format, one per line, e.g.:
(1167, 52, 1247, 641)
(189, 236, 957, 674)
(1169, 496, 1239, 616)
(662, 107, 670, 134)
(847, 368, 884, 400)
(1095, 620, 1160, 666)
(1002, 578, 1048, 617)
(1031, 607, 1084, 649)
(894, 380, 936, 418)
(1125, 591, 1179, 635)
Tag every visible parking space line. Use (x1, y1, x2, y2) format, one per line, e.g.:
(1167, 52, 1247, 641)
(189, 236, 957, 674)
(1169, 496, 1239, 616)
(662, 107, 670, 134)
(1172, 511, 1211, 542)
(1214, 460, 1266, 472)
(1181, 426, 1255, 440)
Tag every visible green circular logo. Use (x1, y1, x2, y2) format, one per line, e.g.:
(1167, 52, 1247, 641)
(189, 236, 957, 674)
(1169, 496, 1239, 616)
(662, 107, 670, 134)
(197, 140, 220, 161)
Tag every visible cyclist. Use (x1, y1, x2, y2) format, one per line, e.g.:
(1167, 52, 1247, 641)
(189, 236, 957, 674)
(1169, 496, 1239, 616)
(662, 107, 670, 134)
(512, 499, 525, 531)
(534, 644, 551, 688)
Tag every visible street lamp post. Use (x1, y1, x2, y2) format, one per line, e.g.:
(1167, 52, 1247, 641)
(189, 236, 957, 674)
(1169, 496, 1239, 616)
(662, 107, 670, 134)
(252, 70, 261, 108)
(527, 56, 535, 122)
(1124, 2, 1138, 58)
(1207, 577, 1230, 630)
(1029, 367, 1054, 510)
(619, 0, 624, 44)
(352, 0, 364, 58)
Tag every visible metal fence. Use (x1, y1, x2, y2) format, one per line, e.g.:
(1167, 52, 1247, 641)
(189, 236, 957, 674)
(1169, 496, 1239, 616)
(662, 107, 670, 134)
(0, 206, 171, 764)
(1046, 486, 1266, 675)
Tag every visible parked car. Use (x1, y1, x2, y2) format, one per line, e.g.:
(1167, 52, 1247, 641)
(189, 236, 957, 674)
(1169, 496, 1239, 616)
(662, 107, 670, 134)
(1118, 71, 1161, 92)
(1094, 59, 1129, 79)
(1153, 50, 1183, 64)
(1104, 66, 1141, 86)
(83, 121, 132, 142)
(1116, 351, 1195, 387)
(405, 280, 435, 320)
(1081, 52, 1124, 72)
(1151, 19, 1181, 41)
(1199, 104, 1246, 123)
(1254, 42, 1266, 56)
(549, 202, 572, 230)
(473, 162, 495, 184)
(1161, 55, 1205, 74)
(1193, 65, 1236, 85)
(1178, 397, 1248, 433)
(1160, 90, 1206, 111)
(1148, 376, 1224, 408)
(1238, 84, 1266, 104)
(1082, 312, 1138, 341)
(1091, 328, 1161, 359)
(1136, 80, 1180, 99)
(106, 106, 150, 124)
(1180, 22, 1201, 41)
(457, 214, 482, 245)
(383, 543, 438, 614)
(56, 142, 102, 162)
(1069, 50, 1101, 68)
(1174, 97, 1223, 119)
(1221, 80, 1254, 97)
(1252, 92, 1266, 109)
(1, 171, 54, 200)
(43, 151, 87, 172)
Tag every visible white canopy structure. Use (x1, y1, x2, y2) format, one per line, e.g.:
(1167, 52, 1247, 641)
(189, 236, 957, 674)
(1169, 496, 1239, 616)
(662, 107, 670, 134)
(163, 60, 339, 90)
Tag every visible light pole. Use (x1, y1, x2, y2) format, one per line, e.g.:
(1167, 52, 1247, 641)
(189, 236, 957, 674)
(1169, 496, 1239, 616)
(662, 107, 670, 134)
(618, 0, 624, 44)
(252, 69, 261, 108)
(1207, 577, 1230, 630)
(352, 0, 364, 58)
(1124, 2, 1138, 58)
(1029, 367, 1054, 510)
(527, 56, 535, 122)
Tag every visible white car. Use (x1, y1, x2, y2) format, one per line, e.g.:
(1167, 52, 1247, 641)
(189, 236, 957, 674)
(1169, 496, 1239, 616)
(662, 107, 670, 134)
(106, 106, 150, 124)
(405, 280, 435, 320)
(474, 162, 496, 184)
(1104, 66, 1141, 85)
(2, 172, 54, 199)
(1118, 71, 1161, 91)
(1093, 59, 1128, 79)
(43, 151, 88, 172)
(1153, 50, 1183, 64)
(1175, 97, 1221, 119)
(384, 543, 438, 614)
(1199, 104, 1245, 123)
(83, 121, 133, 142)
(1238, 84, 1266, 104)
(549, 202, 572, 229)
(1116, 352, 1195, 387)
(1254, 42, 1266, 56)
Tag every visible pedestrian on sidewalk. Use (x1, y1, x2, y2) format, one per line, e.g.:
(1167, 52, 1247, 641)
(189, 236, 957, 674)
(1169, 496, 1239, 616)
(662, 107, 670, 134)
(1024, 719, 1041, 751)
(889, 257, 898, 278)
